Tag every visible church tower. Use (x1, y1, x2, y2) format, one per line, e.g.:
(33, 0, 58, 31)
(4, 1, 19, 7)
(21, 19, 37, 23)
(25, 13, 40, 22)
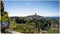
(34, 13, 37, 18)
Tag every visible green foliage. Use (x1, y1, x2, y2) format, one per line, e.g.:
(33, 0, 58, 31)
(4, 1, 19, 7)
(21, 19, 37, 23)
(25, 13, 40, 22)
(45, 18, 51, 28)
(38, 22, 44, 28)
(10, 24, 36, 33)
(9, 15, 59, 33)
(0, 1, 9, 22)
(16, 17, 27, 23)
(26, 21, 35, 26)
(9, 22, 17, 30)
(2, 12, 9, 22)
(1, 1, 4, 12)
(0, 15, 1, 21)
(0, 1, 4, 21)
(48, 28, 59, 33)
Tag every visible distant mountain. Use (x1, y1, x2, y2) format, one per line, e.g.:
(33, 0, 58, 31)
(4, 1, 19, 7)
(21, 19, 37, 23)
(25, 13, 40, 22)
(25, 13, 44, 20)
(45, 17, 59, 20)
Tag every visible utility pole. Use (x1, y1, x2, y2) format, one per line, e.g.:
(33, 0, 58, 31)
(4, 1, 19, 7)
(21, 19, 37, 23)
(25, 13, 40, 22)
(34, 13, 37, 28)
(34, 13, 40, 33)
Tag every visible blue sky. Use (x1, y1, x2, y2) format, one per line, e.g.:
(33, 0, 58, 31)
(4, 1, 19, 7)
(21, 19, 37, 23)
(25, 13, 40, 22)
(4, 0, 59, 1)
(4, 1, 59, 17)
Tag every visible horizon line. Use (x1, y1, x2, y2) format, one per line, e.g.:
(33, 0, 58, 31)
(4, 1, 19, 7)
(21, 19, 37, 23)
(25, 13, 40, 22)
(8, 15, 59, 17)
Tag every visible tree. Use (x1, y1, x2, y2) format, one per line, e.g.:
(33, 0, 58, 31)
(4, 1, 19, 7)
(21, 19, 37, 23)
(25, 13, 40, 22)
(1, 1, 9, 33)
(44, 19, 51, 30)
(1, 1, 4, 13)
(16, 17, 27, 24)
(2, 11, 9, 22)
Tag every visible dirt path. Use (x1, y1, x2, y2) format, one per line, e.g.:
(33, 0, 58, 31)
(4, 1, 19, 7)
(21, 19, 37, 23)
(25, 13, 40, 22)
(1, 31, 23, 34)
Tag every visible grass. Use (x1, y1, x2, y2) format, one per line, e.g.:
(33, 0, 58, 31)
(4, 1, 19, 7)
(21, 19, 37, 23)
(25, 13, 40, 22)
(47, 28, 59, 33)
